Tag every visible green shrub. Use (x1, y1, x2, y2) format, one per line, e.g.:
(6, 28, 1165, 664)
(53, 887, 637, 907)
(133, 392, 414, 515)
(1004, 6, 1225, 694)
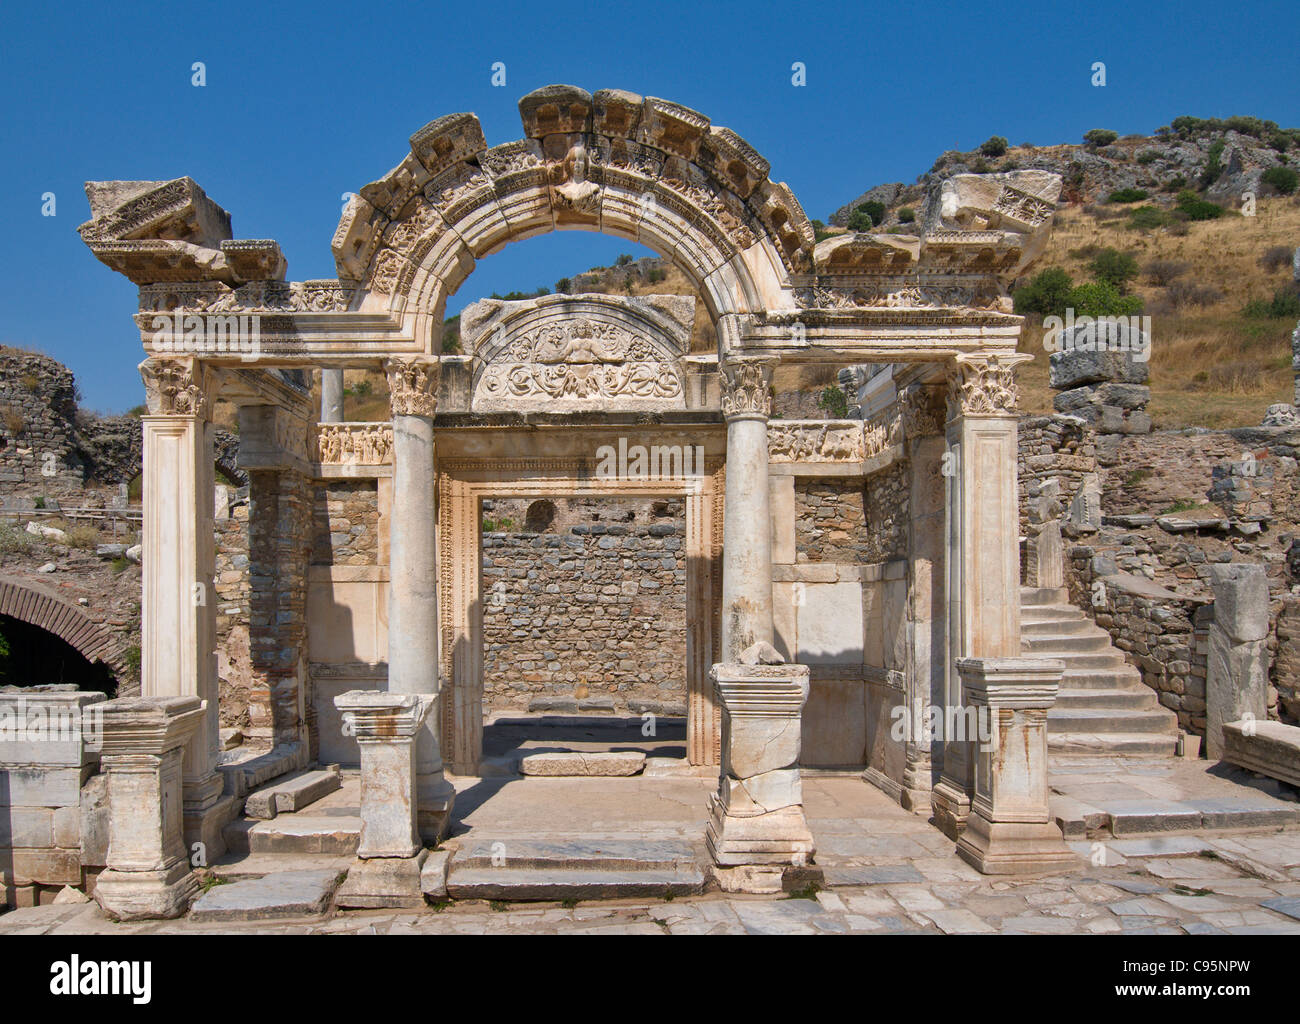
(817, 386, 848, 419)
(1262, 166, 1299, 195)
(1242, 287, 1300, 319)
(897, 207, 915, 223)
(1083, 129, 1118, 147)
(979, 136, 1008, 157)
(1066, 280, 1144, 318)
(848, 201, 885, 232)
(1176, 190, 1224, 221)
(1199, 139, 1226, 187)
(1128, 205, 1173, 230)
(1012, 267, 1073, 317)
(1107, 188, 1149, 204)
(555, 277, 572, 293)
(1090, 248, 1140, 291)
(1136, 150, 1159, 165)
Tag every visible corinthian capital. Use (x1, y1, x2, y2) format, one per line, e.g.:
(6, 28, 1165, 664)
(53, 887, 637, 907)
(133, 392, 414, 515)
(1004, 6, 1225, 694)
(384, 358, 440, 418)
(947, 352, 1031, 417)
(720, 359, 775, 420)
(139, 357, 211, 417)
(899, 383, 947, 441)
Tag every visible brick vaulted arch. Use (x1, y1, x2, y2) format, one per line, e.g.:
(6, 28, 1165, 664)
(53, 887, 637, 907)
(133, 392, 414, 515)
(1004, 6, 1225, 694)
(0, 576, 129, 683)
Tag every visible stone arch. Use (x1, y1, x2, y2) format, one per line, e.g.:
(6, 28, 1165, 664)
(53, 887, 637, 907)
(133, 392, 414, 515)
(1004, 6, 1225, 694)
(0, 576, 130, 684)
(332, 85, 815, 352)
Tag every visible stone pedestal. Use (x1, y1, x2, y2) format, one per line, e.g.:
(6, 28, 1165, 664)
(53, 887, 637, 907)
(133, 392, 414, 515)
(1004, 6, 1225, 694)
(953, 658, 1076, 875)
(384, 358, 455, 841)
(92, 696, 206, 921)
(334, 691, 431, 909)
(707, 663, 815, 889)
(1206, 563, 1269, 760)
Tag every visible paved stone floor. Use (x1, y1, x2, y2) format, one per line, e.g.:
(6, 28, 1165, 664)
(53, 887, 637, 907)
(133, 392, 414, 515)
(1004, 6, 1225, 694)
(4, 770, 1300, 935)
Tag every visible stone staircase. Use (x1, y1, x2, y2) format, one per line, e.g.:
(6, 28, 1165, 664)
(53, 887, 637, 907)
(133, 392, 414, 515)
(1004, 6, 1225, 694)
(1021, 586, 1179, 757)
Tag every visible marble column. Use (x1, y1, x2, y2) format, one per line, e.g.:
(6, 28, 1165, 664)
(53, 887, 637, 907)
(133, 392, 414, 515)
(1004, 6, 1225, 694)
(720, 359, 776, 660)
(321, 368, 345, 422)
(383, 357, 454, 844)
(932, 353, 1031, 841)
(138, 357, 229, 857)
(954, 657, 1075, 874)
(898, 383, 948, 813)
(92, 696, 206, 921)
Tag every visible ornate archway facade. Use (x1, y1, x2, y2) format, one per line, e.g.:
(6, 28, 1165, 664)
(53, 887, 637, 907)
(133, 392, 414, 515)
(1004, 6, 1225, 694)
(80, 84, 1071, 883)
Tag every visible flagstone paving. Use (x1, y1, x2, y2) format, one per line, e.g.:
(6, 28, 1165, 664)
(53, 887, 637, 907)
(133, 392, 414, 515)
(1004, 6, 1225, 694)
(4, 771, 1299, 935)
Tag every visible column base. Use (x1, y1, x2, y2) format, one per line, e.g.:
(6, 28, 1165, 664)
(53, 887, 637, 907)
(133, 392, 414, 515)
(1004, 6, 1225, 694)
(184, 780, 241, 863)
(336, 850, 429, 909)
(930, 777, 971, 840)
(416, 776, 456, 846)
(711, 862, 824, 895)
(955, 814, 1079, 875)
(900, 756, 934, 815)
(93, 859, 198, 921)
(705, 793, 815, 867)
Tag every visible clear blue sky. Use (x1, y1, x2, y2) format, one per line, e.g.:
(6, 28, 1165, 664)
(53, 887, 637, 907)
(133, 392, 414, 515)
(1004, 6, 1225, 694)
(2, 0, 1296, 412)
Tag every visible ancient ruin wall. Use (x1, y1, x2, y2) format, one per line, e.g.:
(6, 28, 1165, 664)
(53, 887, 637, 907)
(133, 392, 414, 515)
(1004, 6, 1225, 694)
(480, 498, 687, 714)
(796, 470, 906, 564)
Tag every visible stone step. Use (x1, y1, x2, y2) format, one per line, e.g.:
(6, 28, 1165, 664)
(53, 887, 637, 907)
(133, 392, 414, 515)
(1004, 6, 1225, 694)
(189, 869, 346, 922)
(244, 766, 342, 820)
(445, 865, 706, 901)
(1042, 650, 1129, 670)
(1020, 587, 1069, 607)
(1021, 603, 1086, 622)
(1061, 666, 1143, 689)
(1021, 617, 1094, 636)
(1048, 732, 1180, 756)
(452, 838, 699, 871)
(217, 742, 306, 799)
(1049, 708, 1179, 735)
(207, 851, 355, 880)
(1023, 632, 1114, 653)
(222, 814, 360, 856)
(1055, 687, 1161, 711)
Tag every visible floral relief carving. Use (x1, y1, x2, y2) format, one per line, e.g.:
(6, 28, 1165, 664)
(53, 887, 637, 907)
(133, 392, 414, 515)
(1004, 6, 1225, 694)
(385, 357, 440, 417)
(139, 357, 209, 417)
(719, 360, 773, 419)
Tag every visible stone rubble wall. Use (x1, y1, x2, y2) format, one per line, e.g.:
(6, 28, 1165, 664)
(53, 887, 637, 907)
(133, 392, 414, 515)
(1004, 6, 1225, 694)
(480, 497, 686, 714)
(797, 469, 906, 564)
(310, 480, 379, 566)
(214, 486, 251, 730)
(1023, 416, 1300, 731)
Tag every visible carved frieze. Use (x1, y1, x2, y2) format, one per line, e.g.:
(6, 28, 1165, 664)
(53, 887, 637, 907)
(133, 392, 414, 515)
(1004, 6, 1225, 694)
(900, 384, 948, 440)
(720, 360, 774, 419)
(768, 421, 866, 463)
(137, 280, 356, 314)
(315, 422, 394, 465)
(385, 358, 440, 417)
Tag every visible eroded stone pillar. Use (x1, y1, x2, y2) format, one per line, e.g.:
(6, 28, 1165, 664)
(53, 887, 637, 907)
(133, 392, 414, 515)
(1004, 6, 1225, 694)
(932, 353, 1030, 841)
(321, 368, 345, 422)
(707, 662, 815, 892)
(1206, 563, 1269, 759)
(720, 359, 775, 659)
(384, 357, 454, 843)
(954, 658, 1075, 874)
(92, 696, 205, 921)
(138, 357, 227, 855)
(898, 383, 948, 813)
(334, 691, 430, 909)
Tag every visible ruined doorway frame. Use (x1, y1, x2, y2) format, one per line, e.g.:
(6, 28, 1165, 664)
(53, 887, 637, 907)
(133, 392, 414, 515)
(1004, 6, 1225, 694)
(436, 446, 724, 774)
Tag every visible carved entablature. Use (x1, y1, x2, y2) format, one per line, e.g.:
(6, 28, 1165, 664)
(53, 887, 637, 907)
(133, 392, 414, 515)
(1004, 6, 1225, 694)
(768, 421, 873, 463)
(947, 353, 1031, 417)
(136, 280, 356, 314)
(720, 359, 774, 420)
(314, 422, 394, 466)
(463, 293, 693, 413)
(139, 357, 211, 418)
(385, 358, 440, 418)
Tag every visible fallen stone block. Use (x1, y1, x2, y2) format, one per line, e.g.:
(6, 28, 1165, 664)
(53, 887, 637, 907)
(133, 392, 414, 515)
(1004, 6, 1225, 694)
(243, 766, 342, 820)
(1222, 720, 1300, 789)
(518, 751, 645, 776)
(189, 869, 344, 922)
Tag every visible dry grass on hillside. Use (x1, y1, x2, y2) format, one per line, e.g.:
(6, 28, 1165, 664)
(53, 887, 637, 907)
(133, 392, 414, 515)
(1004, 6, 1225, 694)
(1017, 197, 1300, 429)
